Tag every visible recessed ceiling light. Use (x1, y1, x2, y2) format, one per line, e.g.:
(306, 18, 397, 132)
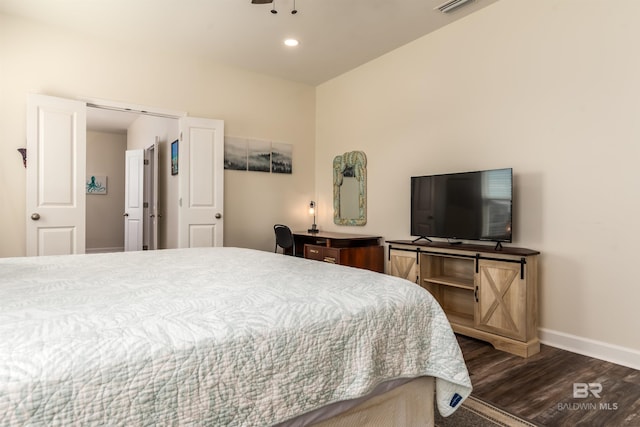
(284, 39, 299, 47)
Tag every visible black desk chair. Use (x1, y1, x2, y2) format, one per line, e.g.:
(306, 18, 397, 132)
(274, 224, 294, 255)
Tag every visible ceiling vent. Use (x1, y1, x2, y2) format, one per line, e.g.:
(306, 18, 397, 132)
(435, 0, 474, 13)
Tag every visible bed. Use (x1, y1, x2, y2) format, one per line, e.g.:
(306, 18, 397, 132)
(0, 247, 471, 426)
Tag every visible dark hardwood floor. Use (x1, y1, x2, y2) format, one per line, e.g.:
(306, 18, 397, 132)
(457, 335, 640, 426)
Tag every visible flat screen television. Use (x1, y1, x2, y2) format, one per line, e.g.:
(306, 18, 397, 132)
(411, 168, 513, 244)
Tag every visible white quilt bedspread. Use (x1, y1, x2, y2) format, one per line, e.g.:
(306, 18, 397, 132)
(0, 247, 471, 426)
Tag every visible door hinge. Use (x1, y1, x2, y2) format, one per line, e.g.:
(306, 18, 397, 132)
(143, 245, 149, 250)
(143, 202, 149, 208)
(144, 159, 149, 165)
(180, 132, 183, 141)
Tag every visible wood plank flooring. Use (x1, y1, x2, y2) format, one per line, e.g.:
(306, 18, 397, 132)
(457, 335, 640, 426)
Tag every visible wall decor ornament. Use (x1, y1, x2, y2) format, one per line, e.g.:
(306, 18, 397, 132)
(17, 148, 27, 167)
(248, 139, 271, 172)
(224, 137, 248, 170)
(86, 175, 107, 194)
(333, 151, 367, 226)
(171, 140, 179, 175)
(271, 142, 292, 174)
(224, 137, 292, 174)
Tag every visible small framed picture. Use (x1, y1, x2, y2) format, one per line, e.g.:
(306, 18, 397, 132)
(86, 175, 107, 194)
(171, 140, 178, 175)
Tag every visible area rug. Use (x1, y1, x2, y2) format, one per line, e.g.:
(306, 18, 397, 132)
(435, 396, 539, 427)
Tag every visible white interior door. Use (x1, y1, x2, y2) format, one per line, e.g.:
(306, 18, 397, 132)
(178, 117, 224, 248)
(26, 94, 86, 256)
(144, 140, 159, 250)
(124, 149, 144, 251)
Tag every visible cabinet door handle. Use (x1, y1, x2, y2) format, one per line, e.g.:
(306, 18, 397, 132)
(323, 257, 336, 264)
(309, 249, 319, 254)
(474, 286, 479, 302)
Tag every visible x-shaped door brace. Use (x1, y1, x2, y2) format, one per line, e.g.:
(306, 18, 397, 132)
(479, 267, 519, 333)
(393, 257, 417, 283)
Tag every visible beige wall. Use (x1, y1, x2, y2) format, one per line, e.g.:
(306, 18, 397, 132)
(86, 131, 126, 252)
(0, 13, 316, 257)
(316, 0, 640, 356)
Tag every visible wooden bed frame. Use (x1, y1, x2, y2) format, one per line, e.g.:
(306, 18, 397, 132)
(296, 377, 435, 427)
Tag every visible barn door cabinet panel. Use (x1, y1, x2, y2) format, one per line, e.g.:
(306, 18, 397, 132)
(388, 246, 420, 284)
(387, 240, 540, 358)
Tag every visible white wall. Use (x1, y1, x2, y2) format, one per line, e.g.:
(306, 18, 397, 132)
(0, 13, 316, 257)
(86, 131, 126, 252)
(316, 0, 640, 360)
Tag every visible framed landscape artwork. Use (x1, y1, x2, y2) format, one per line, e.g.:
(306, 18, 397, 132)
(171, 140, 178, 175)
(224, 137, 292, 174)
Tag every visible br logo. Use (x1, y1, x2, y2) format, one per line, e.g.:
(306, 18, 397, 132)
(573, 383, 602, 398)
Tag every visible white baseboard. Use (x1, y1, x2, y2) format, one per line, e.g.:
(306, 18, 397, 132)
(85, 247, 124, 254)
(539, 328, 640, 371)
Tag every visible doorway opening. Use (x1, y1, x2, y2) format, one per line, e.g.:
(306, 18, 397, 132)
(27, 94, 223, 256)
(86, 106, 178, 253)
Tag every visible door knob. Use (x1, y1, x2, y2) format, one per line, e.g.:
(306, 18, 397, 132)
(30, 213, 41, 221)
(123, 213, 129, 217)
(215, 213, 222, 219)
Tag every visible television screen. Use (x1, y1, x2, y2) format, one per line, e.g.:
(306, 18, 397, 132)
(411, 168, 512, 243)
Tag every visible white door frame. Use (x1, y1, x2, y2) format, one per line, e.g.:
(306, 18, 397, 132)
(27, 94, 225, 255)
(83, 97, 187, 121)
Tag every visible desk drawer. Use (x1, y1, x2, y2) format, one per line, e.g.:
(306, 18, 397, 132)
(303, 243, 383, 273)
(321, 247, 340, 264)
(304, 245, 342, 264)
(304, 245, 324, 261)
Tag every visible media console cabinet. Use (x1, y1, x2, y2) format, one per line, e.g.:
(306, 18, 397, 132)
(293, 231, 384, 273)
(387, 240, 540, 357)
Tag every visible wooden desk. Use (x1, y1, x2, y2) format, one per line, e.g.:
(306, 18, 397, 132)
(293, 231, 384, 273)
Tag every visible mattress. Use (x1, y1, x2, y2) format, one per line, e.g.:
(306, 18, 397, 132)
(0, 247, 471, 426)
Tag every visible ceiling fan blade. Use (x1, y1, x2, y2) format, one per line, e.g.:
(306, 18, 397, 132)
(251, 0, 273, 4)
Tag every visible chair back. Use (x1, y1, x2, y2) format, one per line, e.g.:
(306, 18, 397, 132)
(274, 224, 294, 254)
